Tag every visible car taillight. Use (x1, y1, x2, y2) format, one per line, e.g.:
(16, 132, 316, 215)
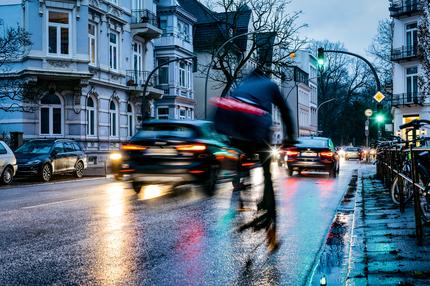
(176, 144, 207, 151)
(121, 144, 147, 151)
(320, 151, 334, 158)
(286, 149, 299, 156)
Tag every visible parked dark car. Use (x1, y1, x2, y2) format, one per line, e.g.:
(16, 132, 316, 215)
(120, 120, 241, 194)
(344, 147, 361, 160)
(15, 139, 87, 182)
(282, 136, 340, 177)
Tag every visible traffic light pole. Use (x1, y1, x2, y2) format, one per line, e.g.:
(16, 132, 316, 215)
(321, 49, 381, 92)
(141, 56, 197, 123)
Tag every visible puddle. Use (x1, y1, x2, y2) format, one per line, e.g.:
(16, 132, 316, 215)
(309, 174, 357, 285)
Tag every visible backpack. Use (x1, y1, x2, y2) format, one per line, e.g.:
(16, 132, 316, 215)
(211, 96, 273, 143)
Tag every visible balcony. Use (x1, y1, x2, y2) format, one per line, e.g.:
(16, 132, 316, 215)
(131, 10, 162, 40)
(126, 70, 164, 98)
(391, 45, 419, 62)
(389, 0, 423, 18)
(391, 93, 426, 107)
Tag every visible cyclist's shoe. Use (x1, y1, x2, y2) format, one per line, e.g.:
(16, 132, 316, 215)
(257, 200, 268, 211)
(267, 226, 280, 253)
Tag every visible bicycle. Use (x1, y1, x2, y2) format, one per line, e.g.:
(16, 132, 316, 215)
(399, 119, 430, 223)
(233, 141, 297, 252)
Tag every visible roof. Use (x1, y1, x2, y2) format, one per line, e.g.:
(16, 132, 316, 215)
(177, 0, 251, 51)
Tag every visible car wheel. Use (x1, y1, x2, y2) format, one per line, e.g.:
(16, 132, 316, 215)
(203, 165, 220, 196)
(329, 167, 337, 178)
(74, 161, 84, 178)
(41, 164, 52, 182)
(132, 181, 142, 193)
(1, 166, 13, 185)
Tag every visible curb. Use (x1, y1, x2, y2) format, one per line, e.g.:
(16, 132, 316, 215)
(345, 170, 368, 285)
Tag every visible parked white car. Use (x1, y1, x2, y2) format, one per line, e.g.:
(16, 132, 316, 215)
(0, 141, 17, 184)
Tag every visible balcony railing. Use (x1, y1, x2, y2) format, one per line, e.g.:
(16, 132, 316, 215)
(391, 93, 426, 107)
(131, 9, 158, 26)
(126, 70, 158, 87)
(391, 45, 419, 61)
(389, 0, 423, 17)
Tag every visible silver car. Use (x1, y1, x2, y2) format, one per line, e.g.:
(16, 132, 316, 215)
(0, 140, 17, 184)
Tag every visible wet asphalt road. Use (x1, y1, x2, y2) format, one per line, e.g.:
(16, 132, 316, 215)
(0, 160, 360, 286)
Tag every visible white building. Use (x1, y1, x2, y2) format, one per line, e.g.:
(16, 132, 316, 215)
(390, 0, 429, 137)
(281, 50, 319, 138)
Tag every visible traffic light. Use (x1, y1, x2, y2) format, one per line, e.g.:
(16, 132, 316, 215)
(376, 114, 385, 123)
(192, 56, 198, 72)
(375, 103, 385, 123)
(317, 48, 325, 66)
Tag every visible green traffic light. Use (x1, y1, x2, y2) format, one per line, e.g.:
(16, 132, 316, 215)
(317, 58, 324, 66)
(317, 48, 325, 66)
(376, 114, 385, 123)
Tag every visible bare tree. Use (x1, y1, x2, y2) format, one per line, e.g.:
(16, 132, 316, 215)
(203, 0, 306, 97)
(311, 40, 374, 145)
(419, 0, 430, 96)
(0, 24, 34, 112)
(368, 19, 393, 90)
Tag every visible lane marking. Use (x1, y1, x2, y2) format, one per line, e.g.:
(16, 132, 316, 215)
(21, 198, 82, 209)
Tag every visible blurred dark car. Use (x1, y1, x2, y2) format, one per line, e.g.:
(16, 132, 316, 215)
(120, 120, 241, 194)
(15, 139, 87, 182)
(344, 147, 361, 160)
(281, 136, 340, 177)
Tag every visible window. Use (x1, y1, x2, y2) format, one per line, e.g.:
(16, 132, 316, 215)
(109, 31, 119, 70)
(48, 10, 70, 56)
(64, 142, 75, 153)
(178, 20, 190, 42)
(158, 58, 169, 85)
(40, 93, 63, 135)
(157, 107, 169, 119)
(88, 23, 97, 66)
(127, 103, 134, 137)
(109, 101, 119, 137)
(109, 0, 118, 4)
(133, 41, 143, 72)
(53, 142, 65, 154)
(406, 66, 418, 102)
(72, 142, 82, 151)
(0, 143, 7, 155)
(86, 96, 96, 136)
(179, 107, 186, 120)
(179, 61, 186, 87)
(406, 22, 418, 51)
(159, 19, 167, 35)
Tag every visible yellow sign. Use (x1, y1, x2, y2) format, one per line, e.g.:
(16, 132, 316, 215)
(373, 91, 385, 103)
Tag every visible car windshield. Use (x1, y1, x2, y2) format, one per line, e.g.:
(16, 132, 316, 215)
(15, 141, 52, 154)
(296, 138, 328, 148)
(134, 124, 196, 139)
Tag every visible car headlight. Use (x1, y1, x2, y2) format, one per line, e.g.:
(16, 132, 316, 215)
(27, 160, 41, 165)
(270, 147, 280, 157)
(110, 152, 122, 161)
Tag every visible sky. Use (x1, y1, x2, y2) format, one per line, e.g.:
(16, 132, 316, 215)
(288, 0, 389, 56)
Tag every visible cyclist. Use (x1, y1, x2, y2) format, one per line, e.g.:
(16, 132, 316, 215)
(217, 66, 296, 251)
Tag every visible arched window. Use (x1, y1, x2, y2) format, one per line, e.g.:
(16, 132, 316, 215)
(127, 103, 134, 137)
(86, 96, 97, 136)
(109, 100, 118, 137)
(40, 93, 63, 135)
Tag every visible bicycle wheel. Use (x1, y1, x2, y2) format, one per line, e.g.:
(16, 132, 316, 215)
(391, 163, 413, 205)
(416, 165, 430, 223)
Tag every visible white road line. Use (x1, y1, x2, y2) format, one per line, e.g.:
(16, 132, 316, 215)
(22, 198, 82, 209)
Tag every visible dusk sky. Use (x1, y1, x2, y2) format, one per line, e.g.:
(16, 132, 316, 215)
(289, 0, 390, 56)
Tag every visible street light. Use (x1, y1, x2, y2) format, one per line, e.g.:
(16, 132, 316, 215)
(316, 98, 336, 114)
(376, 114, 385, 123)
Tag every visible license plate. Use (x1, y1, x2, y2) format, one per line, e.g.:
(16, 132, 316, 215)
(145, 148, 177, 156)
(301, 152, 317, 157)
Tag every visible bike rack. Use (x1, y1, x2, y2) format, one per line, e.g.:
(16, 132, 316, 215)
(377, 146, 429, 245)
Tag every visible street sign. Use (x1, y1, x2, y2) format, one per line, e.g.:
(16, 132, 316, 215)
(364, 109, 373, 117)
(373, 91, 385, 103)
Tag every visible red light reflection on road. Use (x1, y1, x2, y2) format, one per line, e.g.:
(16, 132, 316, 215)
(315, 179, 336, 198)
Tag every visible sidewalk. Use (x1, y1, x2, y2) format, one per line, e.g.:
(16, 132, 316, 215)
(346, 169, 430, 285)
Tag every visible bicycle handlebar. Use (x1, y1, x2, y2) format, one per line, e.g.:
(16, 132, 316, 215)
(399, 119, 430, 130)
